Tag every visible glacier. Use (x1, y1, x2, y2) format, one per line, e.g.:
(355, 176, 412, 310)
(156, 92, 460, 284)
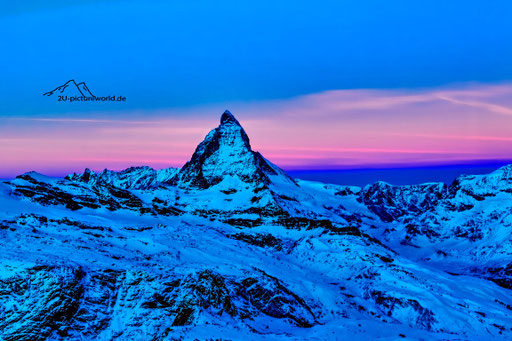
(1, 110, 512, 340)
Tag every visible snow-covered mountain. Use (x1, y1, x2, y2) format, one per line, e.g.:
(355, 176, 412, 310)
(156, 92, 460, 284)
(357, 165, 512, 291)
(172, 110, 296, 190)
(1, 111, 512, 340)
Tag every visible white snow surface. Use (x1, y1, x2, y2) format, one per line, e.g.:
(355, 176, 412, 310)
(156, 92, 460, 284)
(1, 113, 512, 340)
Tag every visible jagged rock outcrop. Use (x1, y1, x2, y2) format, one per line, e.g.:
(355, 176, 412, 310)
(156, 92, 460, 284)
(0, 265, 316, 340)
(0, 266, 84, 341)
(358, 165, 512, 224)
(359, 181, 447, 222)
(355, 165, 512, 293)
(66, 166, 179, 190)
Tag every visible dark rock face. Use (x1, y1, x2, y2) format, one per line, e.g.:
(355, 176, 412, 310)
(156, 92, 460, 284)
(275, 216, 334, 230)
(230, 233, 286, 251)
(370, 290, 436, 331)
(483, 263, 512, 289)
(64, 270, 120, 338)
(0, 266, 84, 341)
(237, 270, 316, 328)
(0, 266, 316, 340)
(168, 270, 237, 326)
(171, 110, 295, 189)
(151, 269, 317, 329)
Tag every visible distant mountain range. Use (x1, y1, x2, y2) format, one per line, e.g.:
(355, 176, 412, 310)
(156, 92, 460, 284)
(1, 110, 512, 340)
(43, 79, 94, 97)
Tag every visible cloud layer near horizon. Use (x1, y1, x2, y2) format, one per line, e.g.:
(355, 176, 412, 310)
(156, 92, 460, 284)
(2, 82, 512, 177)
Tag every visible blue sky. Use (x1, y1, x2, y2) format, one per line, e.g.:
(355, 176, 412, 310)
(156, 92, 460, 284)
(1, 0, 512, 115)
(2, 1, 512, 178)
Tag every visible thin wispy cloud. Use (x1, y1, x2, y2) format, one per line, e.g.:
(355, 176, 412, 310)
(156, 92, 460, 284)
(384, 133, 512, 142)
(8, 117, 161, 125)
(435, 95, 512, 116)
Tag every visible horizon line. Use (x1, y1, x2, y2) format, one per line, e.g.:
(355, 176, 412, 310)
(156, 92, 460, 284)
(2, 159, 511, 180)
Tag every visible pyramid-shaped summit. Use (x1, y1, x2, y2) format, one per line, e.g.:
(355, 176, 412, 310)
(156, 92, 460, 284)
(172, 110, 295, 189)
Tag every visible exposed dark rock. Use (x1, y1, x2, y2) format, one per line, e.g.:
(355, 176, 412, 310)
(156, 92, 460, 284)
(230, 233, 285, 251)
(0, 266, 85, 341)
(223, 218, 263, 228)
(9, 173, 182, 216)
(370, 290, 436, 331)
(275, 217, 334, 230)
(359, 182, 447, 222)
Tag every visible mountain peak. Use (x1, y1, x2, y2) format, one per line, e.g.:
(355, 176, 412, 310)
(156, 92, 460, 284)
(172, 110, 295, 189)
(220, 110, 241, 126)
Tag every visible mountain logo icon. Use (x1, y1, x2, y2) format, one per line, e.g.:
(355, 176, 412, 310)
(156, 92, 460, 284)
(42, 80, 126, 102)
(43, 79, 95, 97)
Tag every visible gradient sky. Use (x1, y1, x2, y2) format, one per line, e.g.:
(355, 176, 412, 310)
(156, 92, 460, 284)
(1, 1, 512, 177)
